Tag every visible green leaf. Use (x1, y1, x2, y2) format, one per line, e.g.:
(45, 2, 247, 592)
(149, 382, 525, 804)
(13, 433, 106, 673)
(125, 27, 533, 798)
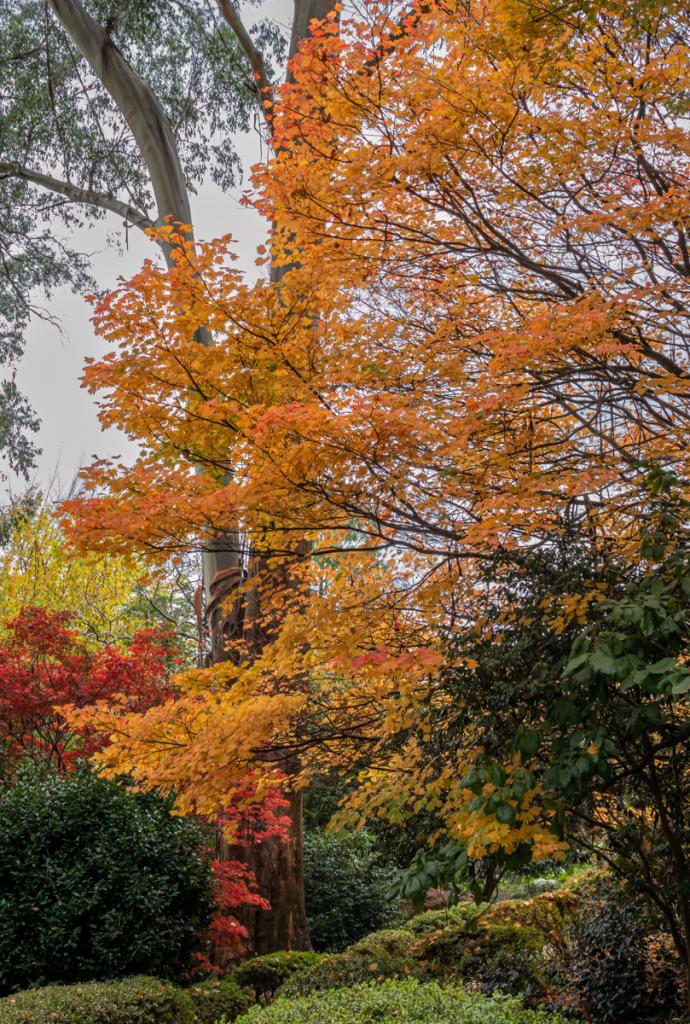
(553, 701, 581, 726)
(495, 802, 516, 825)
(672, 675, 690, 694)
(565, 651, 589, 675)
(648, 657, 679, 674)
(517, 729, 541, 756)
(590, 648, 617, 674)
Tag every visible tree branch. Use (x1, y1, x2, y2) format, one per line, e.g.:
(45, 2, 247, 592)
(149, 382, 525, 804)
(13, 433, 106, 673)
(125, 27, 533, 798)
(48, 0, 191, 234)
(217, 0, 273, 129)
(0, 161, 153, 231)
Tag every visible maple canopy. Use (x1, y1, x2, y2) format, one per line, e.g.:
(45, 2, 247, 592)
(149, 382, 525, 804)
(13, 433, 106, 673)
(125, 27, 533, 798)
(0, 606, 177, 777)
(65, 0, 690, 868)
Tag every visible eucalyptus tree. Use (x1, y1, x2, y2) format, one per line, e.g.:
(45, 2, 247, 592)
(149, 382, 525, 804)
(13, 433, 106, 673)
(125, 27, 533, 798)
(0, 1, 328, 466)
(0, 0, 333, 599)
(1, 0, 334, 952)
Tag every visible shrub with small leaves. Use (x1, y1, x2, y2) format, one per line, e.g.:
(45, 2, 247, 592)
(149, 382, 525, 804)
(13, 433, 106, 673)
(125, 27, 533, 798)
(187, 976, 254, 1023)
(231, 952, 322, 1004)
(0, 976, 193, 1024)
(0, 765, 214, 993)
(417, 923, 548, 1004)
(277, 931, 420, 999)
(236, 978, 570, 1024)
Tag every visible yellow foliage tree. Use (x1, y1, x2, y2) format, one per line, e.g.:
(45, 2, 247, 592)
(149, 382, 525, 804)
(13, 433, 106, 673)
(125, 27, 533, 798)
(0, 501, 144, 646)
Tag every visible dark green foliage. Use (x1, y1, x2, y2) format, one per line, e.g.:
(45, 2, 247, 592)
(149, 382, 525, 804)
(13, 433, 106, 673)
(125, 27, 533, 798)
(563, 879, 686, 1024)
(187, 976, 254, 1024)
(391, 841, 502, 909)
(304, 774, 430, 868)
(416, 482, 690, 984)
(0, 382, 39, 478)
(303, 830, 401, 952)
(236, 978, 570, 1024)
(231, 952, 322, 1004)
(0, 765, 214, 993)
(417, 924, 547, 1005)
(0, 976, 193, 1024)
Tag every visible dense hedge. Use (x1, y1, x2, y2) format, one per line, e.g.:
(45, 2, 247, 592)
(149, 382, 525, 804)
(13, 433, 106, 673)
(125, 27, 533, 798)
(0, 976, 193, 1024)
(231, 952, 322, 1003)
(187, 976, 254, 1023)
(236, 979, 569, 1024)
(0, 766, 214, 993)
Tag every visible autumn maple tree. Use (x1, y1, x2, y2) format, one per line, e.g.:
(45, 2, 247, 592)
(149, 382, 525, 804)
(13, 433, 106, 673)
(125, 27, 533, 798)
(63, 0, 690, 977)
(0, 605, 178, 779)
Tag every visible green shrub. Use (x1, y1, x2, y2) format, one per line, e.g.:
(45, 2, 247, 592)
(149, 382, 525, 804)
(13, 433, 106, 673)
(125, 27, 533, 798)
(236, 978, 570, 1024)
(277, 931, 420, 999)
(303, 830, 401, 951)
(0, 976, 193, 1024)
(405, 905, 474, 936)
(231, 952, 322, 1003)
(188, 976, 254, 1023)
(346, 928, 416, 958)
(416, 922, 548, 1004)
(560, 878, 687, 1024)
(0, 765, 214, 993)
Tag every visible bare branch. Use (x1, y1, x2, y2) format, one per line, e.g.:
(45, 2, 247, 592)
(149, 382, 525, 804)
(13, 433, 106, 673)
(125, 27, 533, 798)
(217, 0, 273, 129)
(0, 161, 153, 231)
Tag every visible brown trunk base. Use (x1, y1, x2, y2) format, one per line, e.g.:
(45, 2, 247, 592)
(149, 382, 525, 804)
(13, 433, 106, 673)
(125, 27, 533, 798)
(218, 790, 310, 960)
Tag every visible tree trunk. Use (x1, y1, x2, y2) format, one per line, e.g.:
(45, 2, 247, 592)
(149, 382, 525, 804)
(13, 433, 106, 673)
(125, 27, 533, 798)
(219, 791, 310, 956)
(48, 0, 245, 611)
(212, 1, 337, 956)
(48, 0, 191, 230)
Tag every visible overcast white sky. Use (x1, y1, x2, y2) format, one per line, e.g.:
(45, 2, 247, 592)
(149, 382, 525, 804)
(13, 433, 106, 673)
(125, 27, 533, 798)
(2, 1, 287, 502)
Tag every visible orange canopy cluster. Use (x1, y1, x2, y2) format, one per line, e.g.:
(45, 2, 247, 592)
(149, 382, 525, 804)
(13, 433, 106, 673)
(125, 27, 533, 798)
(65, 0, 690, 861)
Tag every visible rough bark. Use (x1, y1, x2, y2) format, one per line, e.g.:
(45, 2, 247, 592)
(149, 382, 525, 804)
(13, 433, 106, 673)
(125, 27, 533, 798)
(218, 790, 310, 957)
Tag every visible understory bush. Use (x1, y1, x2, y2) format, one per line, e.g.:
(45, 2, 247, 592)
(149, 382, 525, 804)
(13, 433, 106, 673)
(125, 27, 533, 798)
(0, 976, 193, 1024)
(283, 872, 686, 1016)
(303, 830, 401, 951)
(231, 952, 322, 1003)
(416, 922, 548, 1004)
(235, 978, 569, 1024)
(277, 930, 420, 998)
(561, 878, 687, 1024)
(0, 765, 214, 993)
(188, 976, 255, 1023)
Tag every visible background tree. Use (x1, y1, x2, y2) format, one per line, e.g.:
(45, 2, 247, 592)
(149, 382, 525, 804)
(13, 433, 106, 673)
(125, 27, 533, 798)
(0, 0, 281, 472)
(0, 497, 142, 645)
(0, 605, 177, 779)
(0, 495, 201, 658)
